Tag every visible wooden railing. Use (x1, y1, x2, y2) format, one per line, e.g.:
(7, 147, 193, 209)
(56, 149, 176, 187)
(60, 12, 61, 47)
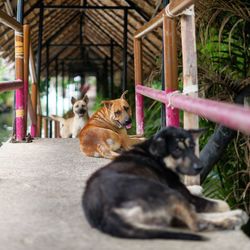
(134, 0, 250, 185)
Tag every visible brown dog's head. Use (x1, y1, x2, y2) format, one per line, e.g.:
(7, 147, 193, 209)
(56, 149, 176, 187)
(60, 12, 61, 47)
(101, 90, 132, 129)
(71, 95, 89, 117)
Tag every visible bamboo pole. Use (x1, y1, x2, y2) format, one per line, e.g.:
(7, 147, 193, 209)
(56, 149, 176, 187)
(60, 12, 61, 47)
(37, 114, 42, 138)
(43, 117, 48, 138)
(23, 24, 30, 134)
(54, 121, 60, 138)
(15, 29, 25, 141)
(163, 15, 179, 127)
(134, 38, 144, 135)
(181, 5, 199, 185)
(29, 44, 39, 137)
(27, 93, 37, 127)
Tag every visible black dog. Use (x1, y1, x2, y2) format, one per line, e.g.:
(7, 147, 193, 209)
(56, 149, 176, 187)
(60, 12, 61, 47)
(82, 127, 247, 240)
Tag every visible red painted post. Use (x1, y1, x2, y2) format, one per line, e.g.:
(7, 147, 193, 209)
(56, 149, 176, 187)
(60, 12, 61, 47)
(15, 30, 25, 141)
(134, 38, 144, 135)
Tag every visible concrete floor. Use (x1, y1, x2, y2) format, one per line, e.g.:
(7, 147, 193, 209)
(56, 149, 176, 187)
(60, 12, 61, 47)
(0, 138, 249, 250)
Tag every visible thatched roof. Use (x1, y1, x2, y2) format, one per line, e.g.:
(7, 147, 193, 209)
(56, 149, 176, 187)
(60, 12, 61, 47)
(0, 0, 164, 82)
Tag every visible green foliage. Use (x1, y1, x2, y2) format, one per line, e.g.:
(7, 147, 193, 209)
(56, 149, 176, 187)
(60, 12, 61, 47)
(196, 0, 250, 213)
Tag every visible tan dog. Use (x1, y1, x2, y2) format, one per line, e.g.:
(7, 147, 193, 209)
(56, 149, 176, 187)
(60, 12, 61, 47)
(79, 91, 144, 159)
(51, 95, 89, 138)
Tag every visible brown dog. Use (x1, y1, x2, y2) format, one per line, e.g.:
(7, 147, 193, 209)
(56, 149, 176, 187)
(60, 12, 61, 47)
(79, 91, 144, 159)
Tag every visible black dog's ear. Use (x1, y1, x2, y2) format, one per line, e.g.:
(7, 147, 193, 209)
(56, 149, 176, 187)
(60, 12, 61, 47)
(149, 137, 166, 157)
(188, 128, 207, 140)
(71, 97, 77, 105)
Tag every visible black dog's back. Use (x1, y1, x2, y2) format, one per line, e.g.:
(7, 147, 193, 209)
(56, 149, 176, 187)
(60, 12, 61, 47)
(82, 127, 208, 240)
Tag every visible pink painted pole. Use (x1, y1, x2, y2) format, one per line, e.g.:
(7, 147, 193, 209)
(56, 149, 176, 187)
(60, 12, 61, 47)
(15, 30, 25, 141)
(165, 89, 179, 127)
(136, 85, 250, 135)
(134, 38, 144, 135)
(23, 24, 30, 134)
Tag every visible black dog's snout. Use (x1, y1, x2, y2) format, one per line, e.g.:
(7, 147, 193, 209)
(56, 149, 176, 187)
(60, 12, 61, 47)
(193, 162, 203, 171)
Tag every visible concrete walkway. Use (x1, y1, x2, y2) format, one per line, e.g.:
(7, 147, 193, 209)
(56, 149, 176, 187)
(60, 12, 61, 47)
(0, 139, 249, 250)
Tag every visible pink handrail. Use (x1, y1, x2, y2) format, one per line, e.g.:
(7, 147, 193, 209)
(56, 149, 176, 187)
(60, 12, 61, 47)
(136, 85, 250, 135)
(0, 80, 23, 92)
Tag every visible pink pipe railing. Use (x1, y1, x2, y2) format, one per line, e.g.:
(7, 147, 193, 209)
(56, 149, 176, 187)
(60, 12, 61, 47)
(136, 85, 250, 135)
(0, 80, 23, 92)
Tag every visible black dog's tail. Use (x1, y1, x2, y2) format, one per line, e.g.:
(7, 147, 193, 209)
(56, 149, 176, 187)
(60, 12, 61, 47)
(99, 213, 207, 241)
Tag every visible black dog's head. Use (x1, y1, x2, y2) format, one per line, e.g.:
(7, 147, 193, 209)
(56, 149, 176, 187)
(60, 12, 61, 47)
(149, 127, 205, 176)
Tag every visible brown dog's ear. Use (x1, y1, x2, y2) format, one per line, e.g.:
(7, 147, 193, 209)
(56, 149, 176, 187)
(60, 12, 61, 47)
(101, 100, 113, 109)
(120, 90, 128, 99)
(83, 95, 89, 104)
(71, 97, 77, 105)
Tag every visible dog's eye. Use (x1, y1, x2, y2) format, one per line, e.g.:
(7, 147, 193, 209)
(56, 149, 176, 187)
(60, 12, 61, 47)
(124, 106, 129, 111)
(76, 105, 79, 108)
(174, 148, 182, 156)
(115, 110, 121, 116)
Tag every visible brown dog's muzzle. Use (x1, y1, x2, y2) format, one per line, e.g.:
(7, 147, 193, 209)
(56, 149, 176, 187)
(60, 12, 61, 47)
(124, 118, 132, 129)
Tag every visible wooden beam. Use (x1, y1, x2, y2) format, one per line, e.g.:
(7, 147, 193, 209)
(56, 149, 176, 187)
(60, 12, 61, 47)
(168, 0, 195, 16)
(0, 9, 22, 32)
(123, 0, 150, 21)
(39, 5, 132, 10)
(49, 43, 120, 47)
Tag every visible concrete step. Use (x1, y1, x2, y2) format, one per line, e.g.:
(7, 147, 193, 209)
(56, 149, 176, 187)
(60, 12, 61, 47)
(0, 139, 249, 250)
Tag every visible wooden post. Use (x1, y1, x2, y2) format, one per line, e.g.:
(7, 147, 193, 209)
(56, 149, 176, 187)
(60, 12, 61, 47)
(46, 43, 50, 118)
(37, 114, 42, 137)
(110, 39, 114, 98)
(43, 117, 48, 138)
(163, 15, 179, 127)
(36, 1, 44, 90)
(181, 5, 199, 185)
(161, 0, 170, 128)
(23, 24, 30, 133)
(134, 38, 144, 135)
(122, 8, 128, 92)
(55, 58, 58, 115)
(54, 121, 60, 138)
(30, 44, 38, 137)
